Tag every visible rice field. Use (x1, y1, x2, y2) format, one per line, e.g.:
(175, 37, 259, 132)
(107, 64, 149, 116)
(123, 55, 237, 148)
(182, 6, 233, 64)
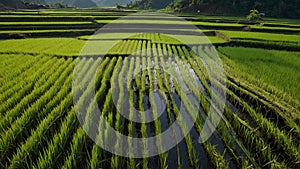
(0, 9, 299, 169)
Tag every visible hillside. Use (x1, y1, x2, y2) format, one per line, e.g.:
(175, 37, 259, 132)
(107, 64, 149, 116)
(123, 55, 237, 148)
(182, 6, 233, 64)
(0, 0, 97, 9)
(45, 0, 97, 8)
(93, 0, 132, 6)
(0, 0, 25, 9)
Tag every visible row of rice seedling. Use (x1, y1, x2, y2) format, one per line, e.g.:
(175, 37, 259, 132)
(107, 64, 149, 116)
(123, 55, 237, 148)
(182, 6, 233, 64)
(33, 108, 78, 169)
(0, 55, 49, 91)
(76, 58, 105, 131)
(190, 45, 297, 167)
(0, 56, 51, 114)
(110, 57, 129, 169)
(0, 54, 36, 86)
(226, 78, 300, 140)
(90, 89, 113, 169)
(226, 89, 300, 167)
(0, 58, 68, 134)
(224, 105, 288, 167)
(154, 38, 216, 168)
(100, 34, 299, 168)
(62, 57, 122, 168)
(87, 58, 122, 169)
(8, 90, 73, 169)
(126, 58, 137, 169)
(157, 47, 186, 168)
(168, 47, 245, 168)
(86, 58, 118, 168)
(173, 47, 257, 167)
(155, 53, 184, 168)
(198, 47, 294, 168)
(150, 45, 168, 169)
(160, 45, 206, 168)
(139, 54, 149, 169)
(63, 57, 111, 169)
(0, 58, 74, 168)
(0, 56, 97, 168)
(171, 47, 233, 168)
(170, 43, 262, 168)
(173, 39, 296, 168)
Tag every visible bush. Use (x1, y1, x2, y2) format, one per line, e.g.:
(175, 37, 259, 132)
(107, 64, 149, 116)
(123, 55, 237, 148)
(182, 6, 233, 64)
(247, 9, 261, 22)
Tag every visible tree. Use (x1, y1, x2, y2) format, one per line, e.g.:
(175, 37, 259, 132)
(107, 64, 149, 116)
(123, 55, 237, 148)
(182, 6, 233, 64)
(247, 9, 261, 22)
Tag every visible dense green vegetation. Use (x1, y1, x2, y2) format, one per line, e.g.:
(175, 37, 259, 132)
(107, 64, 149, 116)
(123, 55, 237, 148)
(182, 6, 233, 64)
(129, 0, 300, 19)
(0, 9, 299, 169)
(219, 47, 300, 100)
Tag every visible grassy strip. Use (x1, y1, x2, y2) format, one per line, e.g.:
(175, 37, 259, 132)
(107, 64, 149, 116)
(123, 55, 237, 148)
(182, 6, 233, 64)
(223, 40, 300, 51)
(220, 30, 300, 43)
(0, 38, 86, 56)
(0, 29, 95, 33)
(0, 22, 93, 25)
(251, 25, 300, 31)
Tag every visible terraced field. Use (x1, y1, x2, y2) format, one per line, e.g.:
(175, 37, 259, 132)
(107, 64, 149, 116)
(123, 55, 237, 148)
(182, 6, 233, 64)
(0, 9, 299, 169)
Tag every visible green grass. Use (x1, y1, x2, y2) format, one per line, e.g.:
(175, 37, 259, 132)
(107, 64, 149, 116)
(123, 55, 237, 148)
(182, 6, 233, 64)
(96, 19, 245, 27)
(250, 25, 300, 31)
(0, 38, 86, 56)
(193, 21, 244, 27)
(219, 47, 300, 101)
(0, 29, 95, 34)
(0, 22, 93, 25)
(220, 30, 300, 42)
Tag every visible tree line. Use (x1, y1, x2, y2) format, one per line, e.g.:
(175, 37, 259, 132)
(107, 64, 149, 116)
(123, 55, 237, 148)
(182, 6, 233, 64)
(127, 0, 300, 19)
